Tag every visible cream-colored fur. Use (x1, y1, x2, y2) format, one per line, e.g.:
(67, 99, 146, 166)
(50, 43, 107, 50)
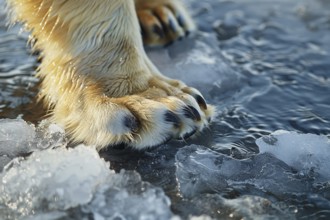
(7, 0, 215, 150)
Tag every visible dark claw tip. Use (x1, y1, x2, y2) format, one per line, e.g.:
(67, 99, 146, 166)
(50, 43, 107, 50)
(184, 128, 197, 139)
(176, 128, 197, 140)
(183, 105, 201, 121)
(195, 95, 207, 110)
(152, 25, 165, 38)
(164, 111, 181, 128)
(168, 19, 176, 32)
(124, 115, 139, 132)
(177, 15, 185, 27)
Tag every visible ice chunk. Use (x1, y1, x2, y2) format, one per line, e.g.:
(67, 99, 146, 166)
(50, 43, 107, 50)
(33, 120, 67, 150)
(256, 130, 330, 179)
(0, 146, 110, 214)
(0, 119, 35, 158)
(0, 145, 176, 220)
(81, 170, 175, 220)
(0, 119, 66, 171)
(175, 145, 310, 199)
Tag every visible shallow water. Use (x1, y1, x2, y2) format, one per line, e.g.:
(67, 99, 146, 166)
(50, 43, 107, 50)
(0, 0, 330, 219)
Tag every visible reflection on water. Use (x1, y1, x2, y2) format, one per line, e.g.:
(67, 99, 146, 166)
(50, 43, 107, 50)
(0, 0, 330, 219)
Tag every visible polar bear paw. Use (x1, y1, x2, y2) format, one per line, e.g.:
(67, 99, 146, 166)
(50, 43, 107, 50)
(112, 78, 215, 149)
(62, 76, 215, 151)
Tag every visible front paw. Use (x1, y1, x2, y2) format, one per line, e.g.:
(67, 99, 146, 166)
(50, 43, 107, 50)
(136, 0, 196, 47)
(114, 82, 215, 149)
(61, 78, 215, 150)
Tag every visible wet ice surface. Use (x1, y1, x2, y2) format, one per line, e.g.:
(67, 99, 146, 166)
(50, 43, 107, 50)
(1, 0, 330, 219)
